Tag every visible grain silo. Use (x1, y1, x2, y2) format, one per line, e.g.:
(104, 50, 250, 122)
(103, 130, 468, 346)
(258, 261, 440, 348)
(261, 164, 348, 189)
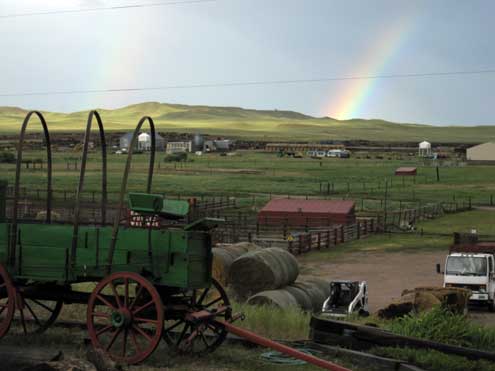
(193, 133, 205, 152)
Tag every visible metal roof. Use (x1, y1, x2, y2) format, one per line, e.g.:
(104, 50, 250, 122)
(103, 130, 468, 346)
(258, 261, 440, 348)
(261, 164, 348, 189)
(395, 167, 417, 173)
(259, 199, 355, 214)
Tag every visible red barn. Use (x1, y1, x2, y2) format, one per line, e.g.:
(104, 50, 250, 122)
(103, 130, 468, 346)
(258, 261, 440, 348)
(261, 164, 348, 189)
(258, 199, 356, 227)
(395, 167, 417, 176)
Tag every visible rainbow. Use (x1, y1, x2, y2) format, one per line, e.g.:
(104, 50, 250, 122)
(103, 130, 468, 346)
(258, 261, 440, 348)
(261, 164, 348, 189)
(324, 18, 413, 120)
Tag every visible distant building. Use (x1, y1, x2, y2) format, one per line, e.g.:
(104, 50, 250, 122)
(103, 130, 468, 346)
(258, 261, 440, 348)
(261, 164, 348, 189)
(265, 143, 344, 153)
(166, 141, 192, 154)
(204, 139, 233, 152)
(418, 141, 432, 157)
(467, 142, 495, 163)
(119, 132, 165, 151)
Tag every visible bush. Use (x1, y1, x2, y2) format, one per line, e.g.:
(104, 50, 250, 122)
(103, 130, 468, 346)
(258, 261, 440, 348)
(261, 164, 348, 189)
(0, 151, 15, 163)
(164, 152, 188, 162)
(385, 307, 495, 350)
(369, 307, 495, 371)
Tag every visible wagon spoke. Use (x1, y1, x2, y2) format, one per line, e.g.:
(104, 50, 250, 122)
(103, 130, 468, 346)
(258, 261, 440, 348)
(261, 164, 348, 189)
(92, 311, 111, 319)
(109, 283, 122, 309)
(130, 327, 141, 352)
(24, 300, 41, 326)
(132, 300, 154, 315)
(106, 327, 122, 351)
(122, 328, 128, 357)
(30, 299, 55, 313)
(19, 307, 27, 335)
(176, 323, 190, 345)
(197, 288, 209, 306)
(96, 324, 113, 337)
(200, 332, 209, 348)
(132, 324, 153, 343)
(134, 317, 159, 325)
(96, 294, 116, 310)
(124, 278, 129, 308)
(207, 324, 222, 335)
(204, 296, 222, 308)
(129, 285, 144, 311)
(164, 319, 184, 333)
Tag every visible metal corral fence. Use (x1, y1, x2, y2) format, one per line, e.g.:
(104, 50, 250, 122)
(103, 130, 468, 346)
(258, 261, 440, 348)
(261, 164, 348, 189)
(372, 200, 472, 231)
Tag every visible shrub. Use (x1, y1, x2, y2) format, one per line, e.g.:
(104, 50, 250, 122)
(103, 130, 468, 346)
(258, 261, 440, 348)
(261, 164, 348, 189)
(164, 152, 188, 162)
(385, 307, 495, 350)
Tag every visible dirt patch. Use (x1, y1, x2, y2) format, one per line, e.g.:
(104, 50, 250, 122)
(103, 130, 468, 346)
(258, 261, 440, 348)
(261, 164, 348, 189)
(299, 250, 446, 312)
(300, 249, 495, 326)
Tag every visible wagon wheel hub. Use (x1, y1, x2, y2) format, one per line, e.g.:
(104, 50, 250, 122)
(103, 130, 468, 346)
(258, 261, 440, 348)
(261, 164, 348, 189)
(111, 308, 132, 328)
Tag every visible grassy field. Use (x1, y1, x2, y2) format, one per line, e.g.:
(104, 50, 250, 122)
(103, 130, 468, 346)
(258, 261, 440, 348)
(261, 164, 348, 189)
(1, 102, 495, 142)
(2, 150, 495, 209)
(299, 210, 495, 263)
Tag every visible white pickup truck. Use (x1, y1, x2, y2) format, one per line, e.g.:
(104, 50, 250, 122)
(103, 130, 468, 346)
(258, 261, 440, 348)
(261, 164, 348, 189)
(437, 233, 495, 311)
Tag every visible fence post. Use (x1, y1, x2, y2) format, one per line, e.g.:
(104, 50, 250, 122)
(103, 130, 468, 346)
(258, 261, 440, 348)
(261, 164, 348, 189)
(327, 230, 330, 248)
(334, 228, 338, 245)
(317, 232, 321, 250)
(298, 235, 303, 255)
(357, 222, 361, 239)
(340, 225, 345, 243)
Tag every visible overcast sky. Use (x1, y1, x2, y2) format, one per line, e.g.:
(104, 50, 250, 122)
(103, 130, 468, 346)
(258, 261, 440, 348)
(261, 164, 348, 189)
(0, 0, 494, 125)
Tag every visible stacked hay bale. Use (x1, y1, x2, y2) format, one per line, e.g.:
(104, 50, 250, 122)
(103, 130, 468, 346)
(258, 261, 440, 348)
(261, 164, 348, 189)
(228, 247, 299, 299)
(212, 242, 260, 286)
(247, 278, 331, 312)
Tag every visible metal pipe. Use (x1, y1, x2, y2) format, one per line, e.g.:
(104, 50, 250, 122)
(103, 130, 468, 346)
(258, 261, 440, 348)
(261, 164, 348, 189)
(10, 111, 53, 271)
(70, 111, 108, 270)
(217, 320, 352, 371)
(106, 116, 156, 273)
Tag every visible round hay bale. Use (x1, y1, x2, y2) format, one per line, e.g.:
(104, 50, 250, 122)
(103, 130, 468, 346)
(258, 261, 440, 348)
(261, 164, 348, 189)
(229, 247, 299, 299)
(401, 287, 471, 314)
(247, 289, 299, 309)
(413, 292, 441, 313)
(285, 285, 314, 311)
(302, 278, 331, 297)
(291, 281, 327, 312)
(211, 243, 261, 286)
(212, 243, 262, 286)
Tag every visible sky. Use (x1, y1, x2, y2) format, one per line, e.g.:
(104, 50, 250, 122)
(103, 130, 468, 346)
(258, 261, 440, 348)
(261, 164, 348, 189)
(0, 0, 494, 125)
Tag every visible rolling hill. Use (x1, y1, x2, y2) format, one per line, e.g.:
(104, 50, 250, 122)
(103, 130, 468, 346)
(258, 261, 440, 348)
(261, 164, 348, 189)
(0, 102, 494, 143)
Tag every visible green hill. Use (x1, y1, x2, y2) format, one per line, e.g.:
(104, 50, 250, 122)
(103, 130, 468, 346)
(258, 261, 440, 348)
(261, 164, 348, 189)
(0, 102, 493, 143)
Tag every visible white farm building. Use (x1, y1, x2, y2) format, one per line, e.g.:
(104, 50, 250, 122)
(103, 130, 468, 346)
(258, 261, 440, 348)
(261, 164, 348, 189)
(418, 141, 431, 157)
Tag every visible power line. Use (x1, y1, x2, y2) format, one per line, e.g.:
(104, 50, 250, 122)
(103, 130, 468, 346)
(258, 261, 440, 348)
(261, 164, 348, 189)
(0, 0, 216, 19)
(1, 68, 495, 97)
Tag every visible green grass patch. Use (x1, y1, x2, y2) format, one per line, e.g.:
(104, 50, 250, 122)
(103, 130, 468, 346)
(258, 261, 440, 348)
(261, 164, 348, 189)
(300, 210, 495, 262)
(363, 308, 495, 371)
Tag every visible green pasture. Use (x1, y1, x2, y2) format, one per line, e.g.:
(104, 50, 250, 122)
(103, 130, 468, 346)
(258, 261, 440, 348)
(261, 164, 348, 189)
(300, 210, 495, 263)
(1, 102, 495, 142)
(2, 149, 495, 209)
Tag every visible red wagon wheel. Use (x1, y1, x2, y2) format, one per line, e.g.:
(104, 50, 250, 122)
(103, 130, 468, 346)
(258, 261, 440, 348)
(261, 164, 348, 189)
(87, 272, 164, 365)
(0, 264, 16, 339)
(163, 278, 231, 354)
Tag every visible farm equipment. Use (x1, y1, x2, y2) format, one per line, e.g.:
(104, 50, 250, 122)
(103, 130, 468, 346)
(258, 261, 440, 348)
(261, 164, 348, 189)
(321, 281, 369, 317)
(0, 111, 350, 371)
